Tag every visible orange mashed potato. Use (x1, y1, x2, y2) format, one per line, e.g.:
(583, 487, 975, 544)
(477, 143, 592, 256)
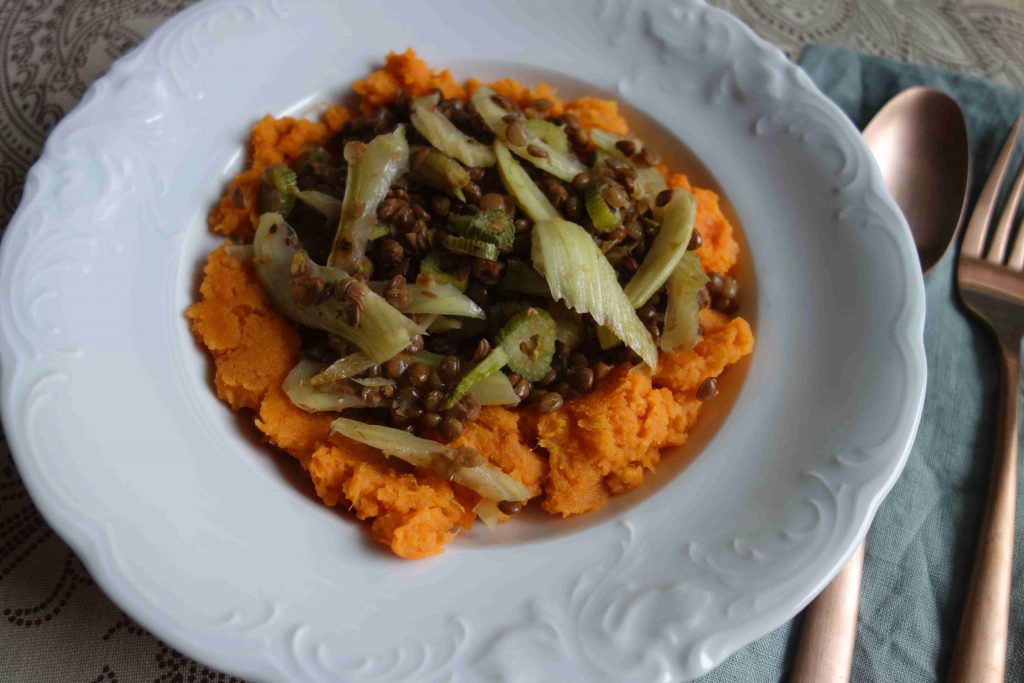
(188, 50, 754, 559)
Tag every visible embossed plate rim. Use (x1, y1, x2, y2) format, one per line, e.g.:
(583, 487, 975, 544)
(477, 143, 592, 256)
(0, 0, 926, 680)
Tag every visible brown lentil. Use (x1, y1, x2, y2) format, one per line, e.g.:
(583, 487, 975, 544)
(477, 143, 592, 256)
(570, 367, 595, 391)
(406, 362, 430, 387)
(526, 143, 549, 159)
(594, 362, 613, 381)
(498, 500, 524, 515)
(615, 139, 637, 156)
(473, 338, 491, 361)
(405, 334, 424, 353)
(572, 171, 594, 192)
(419, 412, 442, 431)
(697, 377, 718, 401)
(687, 231, 703, 251)
(479, 192, 506, 211)
(423, 390, 445, 412)
(463, 182, 482, 204)
(384, 355, 408, 380)
(537, 391, 564, 413)
(721, 277, 739, 300)
(506, 121, 529, 147)
(604, 184, 628, 209)
(430, 194, 451, 217)
(439, 416, 464, 442)
(438, 355, 461, 384)
(656, 188, 674, 207)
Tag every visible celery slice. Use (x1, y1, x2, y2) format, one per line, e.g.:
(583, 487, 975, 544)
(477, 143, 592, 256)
(408, 146, 471, 200)
(260, 164, 299, 215)
(283, 360, 368, 413)
(469, 371, 521, 406)
(418, 251, 469, 292)
(296, 190, 342, 221)
(410, 93, 496, 168)
(661, 252, 708, 352)
(328, 126, 410, 271)
(584, 186, 622, 232)
(253, 213, 421, 363)
(307, 351, 376, 388)
(449, 209, 515, 250)
(494, 142, 559, 223)
(622, 189, 697, 307)
(473, 499, 501, 529)
(495, 307, 556, 381)
(443, 235, 499, 260)
(330, 417, 531, 503)
(532, 218, 658, 368)
(472, 86, 586, 181)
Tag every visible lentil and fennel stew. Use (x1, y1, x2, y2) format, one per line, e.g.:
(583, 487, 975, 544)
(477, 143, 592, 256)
(187, 50, 754, 559)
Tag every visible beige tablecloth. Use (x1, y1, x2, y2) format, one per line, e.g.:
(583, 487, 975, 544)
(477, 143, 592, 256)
(2, 1, 1022, 680)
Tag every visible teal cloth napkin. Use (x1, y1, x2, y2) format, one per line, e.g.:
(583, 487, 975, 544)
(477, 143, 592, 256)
(699, 45, 1024, 682)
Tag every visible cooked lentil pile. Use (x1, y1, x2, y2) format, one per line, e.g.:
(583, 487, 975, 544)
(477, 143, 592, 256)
(188, 49, 754, 558)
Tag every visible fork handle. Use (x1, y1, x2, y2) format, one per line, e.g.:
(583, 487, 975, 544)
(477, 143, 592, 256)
(949, 347, 1019, 683)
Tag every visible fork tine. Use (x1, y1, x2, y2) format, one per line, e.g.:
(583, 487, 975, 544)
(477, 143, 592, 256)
(987, 158, 1024, 263)
(963, 117, 1022, 258)
(1009, 214, 1024, 269)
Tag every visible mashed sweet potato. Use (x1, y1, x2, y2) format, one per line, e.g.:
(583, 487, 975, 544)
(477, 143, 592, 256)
(188, 50, 754, 558)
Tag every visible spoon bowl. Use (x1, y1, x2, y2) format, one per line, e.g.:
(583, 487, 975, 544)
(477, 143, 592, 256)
(863, 86, 971, 272)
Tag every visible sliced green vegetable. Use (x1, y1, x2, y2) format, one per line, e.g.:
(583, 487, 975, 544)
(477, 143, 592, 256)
(494, 142, 559, 223)
(410, 93, 496, 168)
(523, 119, 569, 153)
(584, 186, 622, 232)
(253, 212, 421, 363)
(442, 347, 510, 410)
(469, 371, 521, 406)
(296, 190, 342, 221)
(427, 316, 463, 333)
(662, 252, 708, 352)
(443, 235, 499, 261)
(369, 280, 485, 319)
(418, 251, 469, 292)
(501, 259, 550, 296)
(550, 302, 584, 350)
(449, 209, 514, 249)
(532, 217, 658, 368)
(369, 224, 391, 241)
(350, 377, 396, 388)
(283, 359, 368, 413)
(408, 146, 470, 201)
(495, 307, 556, 381)
(472, 86, 586, 182)
(473, 499, 501, 529)
(307, 351, 377, 388)
(329, 126, 410, 271)
(330, 417, 531, 503)
(622, 189, 696, 307)
(260, 164, 299, 215)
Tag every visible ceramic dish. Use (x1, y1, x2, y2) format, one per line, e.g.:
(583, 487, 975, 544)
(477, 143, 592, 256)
(0, 0, 926, 680)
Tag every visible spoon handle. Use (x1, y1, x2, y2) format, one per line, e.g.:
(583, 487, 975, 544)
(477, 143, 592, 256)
(791, 542, 865, 683)
(949, 348, 1018, 683)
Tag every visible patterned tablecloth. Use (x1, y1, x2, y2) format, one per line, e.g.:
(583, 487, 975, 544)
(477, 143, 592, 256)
(1, 2, 1022, 681)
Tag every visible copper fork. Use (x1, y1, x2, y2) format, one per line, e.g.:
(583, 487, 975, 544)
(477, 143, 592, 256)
(949, 117, 1024, 683)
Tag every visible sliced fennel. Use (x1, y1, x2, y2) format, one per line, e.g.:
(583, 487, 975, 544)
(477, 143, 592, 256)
(472, 86, 585, 182)
(531, 218, 657, 368)
(443, 347, 510, 410)
(469, 371, 520, 406)
(622, 188, 697, 307)
(253, 212, 421, 363)
(369, 280, 485, 319)
(283, 359, 368, 413)
(408, 146, 470, 200)
(330, 417, 531, 503)
(473, 499, 502, 529)
(522, 119, 569, 154)
(296, 190, 342, 221)
(329, 126, 410, 271)
(410, 93, 496, 168)
(494, 142, 559, 223)
(307, 351, 377, 388)
(661, 252, 708, 352)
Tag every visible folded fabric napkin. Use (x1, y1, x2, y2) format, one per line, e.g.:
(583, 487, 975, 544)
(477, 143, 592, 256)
(699, 45, 1024, 682)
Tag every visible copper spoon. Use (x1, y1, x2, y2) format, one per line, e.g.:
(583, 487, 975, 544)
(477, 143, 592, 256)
(791, 87, 971, 683)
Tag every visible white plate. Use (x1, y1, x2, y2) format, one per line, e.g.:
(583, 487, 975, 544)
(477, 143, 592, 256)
(0, 0, 926, 680)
